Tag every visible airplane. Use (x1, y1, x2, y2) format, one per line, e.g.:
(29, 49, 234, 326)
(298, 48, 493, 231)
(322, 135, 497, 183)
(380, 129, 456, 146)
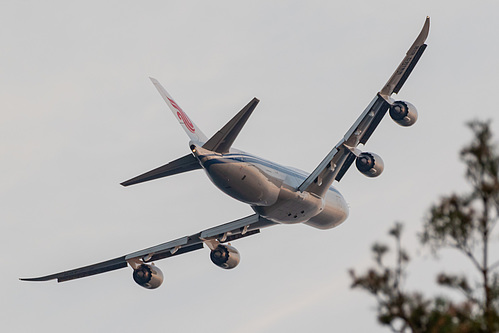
(21, 17, 430, 289)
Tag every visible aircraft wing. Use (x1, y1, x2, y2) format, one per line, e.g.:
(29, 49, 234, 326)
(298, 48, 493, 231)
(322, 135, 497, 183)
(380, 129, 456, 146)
(20, 214, 277, 283)
(298, 17, 429, 196)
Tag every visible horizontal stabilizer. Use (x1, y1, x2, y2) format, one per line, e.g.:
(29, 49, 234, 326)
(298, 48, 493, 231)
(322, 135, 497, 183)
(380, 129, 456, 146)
(202, 98, 259, 154)
(121, 153, 201, 187)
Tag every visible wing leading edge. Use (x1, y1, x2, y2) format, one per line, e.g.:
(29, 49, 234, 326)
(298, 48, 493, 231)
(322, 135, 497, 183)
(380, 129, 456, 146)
(20, 214, 276, 283)
(298, 17, 429, 196)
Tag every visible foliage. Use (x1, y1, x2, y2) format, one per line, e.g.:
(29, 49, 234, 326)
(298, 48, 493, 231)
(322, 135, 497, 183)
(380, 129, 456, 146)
(350, 121, 499, 332)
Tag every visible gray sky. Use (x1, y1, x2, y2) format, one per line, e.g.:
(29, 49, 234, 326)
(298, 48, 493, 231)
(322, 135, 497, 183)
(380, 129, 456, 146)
(2, 1, 499, 332)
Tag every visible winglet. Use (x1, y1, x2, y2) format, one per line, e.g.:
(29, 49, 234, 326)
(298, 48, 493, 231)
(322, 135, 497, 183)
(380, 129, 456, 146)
(149, 77, 208, 144)
(380, 16, 430, 96)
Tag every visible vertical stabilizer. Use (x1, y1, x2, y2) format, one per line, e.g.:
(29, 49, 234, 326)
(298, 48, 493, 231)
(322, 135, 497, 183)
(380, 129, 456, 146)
(149, 77, 208, 144)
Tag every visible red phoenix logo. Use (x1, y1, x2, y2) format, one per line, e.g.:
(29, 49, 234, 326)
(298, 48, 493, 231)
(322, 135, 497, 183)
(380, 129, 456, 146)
(167, 97, 196, 133)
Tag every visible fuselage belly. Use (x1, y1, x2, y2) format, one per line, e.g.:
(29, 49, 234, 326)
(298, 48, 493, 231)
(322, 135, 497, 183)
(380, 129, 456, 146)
(194, 146, 349, 230)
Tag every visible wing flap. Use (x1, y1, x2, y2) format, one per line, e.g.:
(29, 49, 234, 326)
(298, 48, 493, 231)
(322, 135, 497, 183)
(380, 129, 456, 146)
(124, 236, 191, 261)
(148, 243, 204, 262)
(358, 96, 391, 145)
(334, 152, 356, 182)
(200, 214, 267, 238)
(391, 44, 427, 95)
(298, 94, 390, 193)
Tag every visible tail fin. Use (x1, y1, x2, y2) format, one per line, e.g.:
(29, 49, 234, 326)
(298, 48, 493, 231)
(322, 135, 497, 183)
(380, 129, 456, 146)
(149, 77, 208, 144)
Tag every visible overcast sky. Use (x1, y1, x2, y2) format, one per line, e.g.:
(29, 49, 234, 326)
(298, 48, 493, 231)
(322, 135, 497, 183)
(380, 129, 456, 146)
(2, 1, 499, 332)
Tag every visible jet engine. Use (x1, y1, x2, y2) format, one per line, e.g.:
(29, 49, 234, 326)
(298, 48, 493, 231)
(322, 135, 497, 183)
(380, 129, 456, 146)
(389, 101, 418, 127)
(210, 244, 240, 269)
(132, 263, 164, 289)
(355, 152, 384, 178)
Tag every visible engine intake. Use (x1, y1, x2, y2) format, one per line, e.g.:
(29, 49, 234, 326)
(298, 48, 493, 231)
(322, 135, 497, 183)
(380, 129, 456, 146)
(132, 264, 164, 289)
(389, 101, 418, 127)
(355, 152, 384, 178)
(210, 244, 240, 269)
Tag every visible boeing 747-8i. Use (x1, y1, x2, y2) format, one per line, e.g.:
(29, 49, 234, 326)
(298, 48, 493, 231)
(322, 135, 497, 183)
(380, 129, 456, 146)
(22, 17, 430, 289)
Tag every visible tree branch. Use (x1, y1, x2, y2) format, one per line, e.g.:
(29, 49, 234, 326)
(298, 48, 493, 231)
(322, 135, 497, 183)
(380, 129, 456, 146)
(451, 244, 483, 272)
(489, 259, 499, 271)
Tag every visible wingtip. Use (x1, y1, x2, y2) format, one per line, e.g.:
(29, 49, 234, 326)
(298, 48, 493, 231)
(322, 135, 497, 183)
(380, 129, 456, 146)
(416, 16, 430, 44)
(19, 276, 51, 282)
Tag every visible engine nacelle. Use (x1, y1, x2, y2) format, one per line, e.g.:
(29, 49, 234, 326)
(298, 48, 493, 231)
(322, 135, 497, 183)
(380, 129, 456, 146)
(210, 244, 240, 269)
(132, 264, 164, 289)
(389, 101, 418, 127)
(355, 152, 384, 178)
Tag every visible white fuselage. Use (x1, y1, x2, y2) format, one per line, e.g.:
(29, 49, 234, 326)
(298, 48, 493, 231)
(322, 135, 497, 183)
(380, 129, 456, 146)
(192, 145, 349, 230)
